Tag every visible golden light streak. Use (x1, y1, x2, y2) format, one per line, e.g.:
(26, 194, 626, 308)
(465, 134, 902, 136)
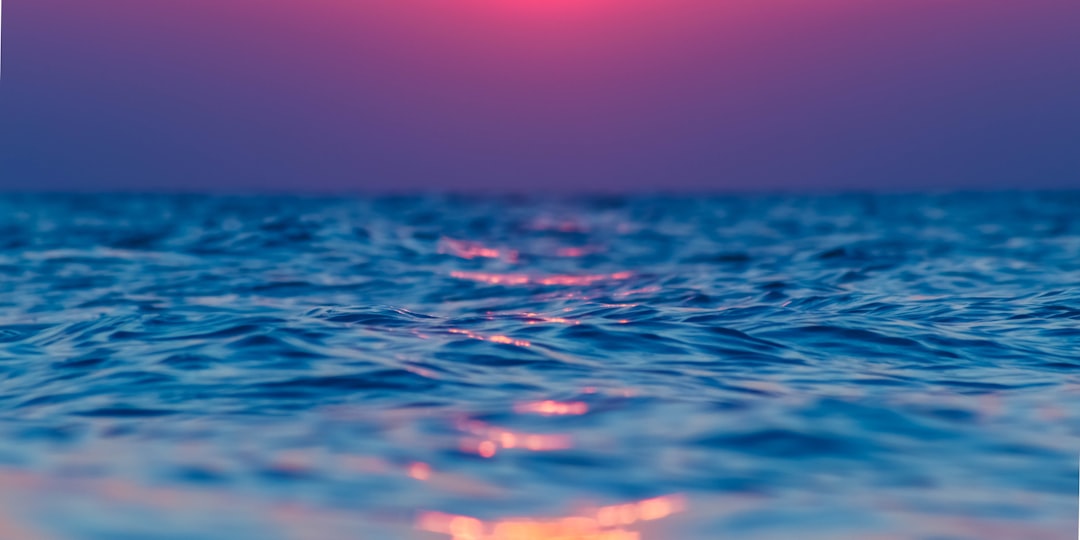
(449, 328, 532, 348)
(439, 238, 519, 262)
(514, 400, 589, 416)
(417, 494, 686, 540)
(521, 313, 581, 325)
(459, 419, 574, 455)
(451, 271, 632, 287)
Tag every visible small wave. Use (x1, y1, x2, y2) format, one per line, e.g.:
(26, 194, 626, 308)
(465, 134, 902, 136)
(0, 193, 1076, 539)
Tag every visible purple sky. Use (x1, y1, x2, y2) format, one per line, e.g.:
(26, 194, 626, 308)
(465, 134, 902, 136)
(0, 0, 1077, 193)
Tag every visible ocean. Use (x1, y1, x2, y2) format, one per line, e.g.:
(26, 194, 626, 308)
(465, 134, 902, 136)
(0, 193, 1076, 539)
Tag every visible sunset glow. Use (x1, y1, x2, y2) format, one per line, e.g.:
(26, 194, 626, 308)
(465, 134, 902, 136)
(413, 0, 636, 22)
(2, 0, 1077, 539)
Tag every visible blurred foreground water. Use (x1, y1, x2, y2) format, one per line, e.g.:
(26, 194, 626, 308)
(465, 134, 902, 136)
(0, 193, 1077, 539)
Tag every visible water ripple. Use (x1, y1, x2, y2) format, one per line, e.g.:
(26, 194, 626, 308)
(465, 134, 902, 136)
(0, 193, 1077, 539)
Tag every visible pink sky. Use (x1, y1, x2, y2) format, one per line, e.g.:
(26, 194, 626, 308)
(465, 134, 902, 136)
(0, 0, 1076, 191)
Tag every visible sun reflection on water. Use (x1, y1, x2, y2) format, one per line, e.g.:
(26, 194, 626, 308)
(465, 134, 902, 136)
(451, 271, 632, 287)
(448, 328, 532, 348)
(417, 494, 686, 540)
(439, 238, 519, 262)
(514, 400, 589, 416)
(517, 312, 581, 325)
(458, 418, 574, 457)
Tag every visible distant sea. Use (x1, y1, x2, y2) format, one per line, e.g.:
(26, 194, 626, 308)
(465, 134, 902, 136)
(0, 193, 1076, 539)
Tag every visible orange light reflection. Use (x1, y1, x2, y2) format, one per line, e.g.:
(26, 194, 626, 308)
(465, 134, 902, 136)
(440, 238, 518, 262)
(408, 462, 432, 481)
(460, 420, 574, 455)
(515, 400, 589, 416)
(417, 494, 685, 540)
(452, 271, 632, 287)
(449, 328, 532, 348)
(521, 313, 580, 325)
(556, 246, 601, 258)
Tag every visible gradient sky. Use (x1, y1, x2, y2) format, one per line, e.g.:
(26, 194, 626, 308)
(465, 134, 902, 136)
(0, 0, 1077, 192)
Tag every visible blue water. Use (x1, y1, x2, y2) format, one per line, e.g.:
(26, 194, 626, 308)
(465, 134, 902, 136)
(0, 193, 1077, 540)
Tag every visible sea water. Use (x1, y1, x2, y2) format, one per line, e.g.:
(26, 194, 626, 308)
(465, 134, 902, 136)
(0, 193, 1077, 539)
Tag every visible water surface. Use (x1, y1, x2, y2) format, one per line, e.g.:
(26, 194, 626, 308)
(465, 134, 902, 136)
(0, 193, 1077, 539)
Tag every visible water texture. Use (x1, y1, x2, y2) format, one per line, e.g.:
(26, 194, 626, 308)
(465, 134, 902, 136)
(0, 193, 1077, 539)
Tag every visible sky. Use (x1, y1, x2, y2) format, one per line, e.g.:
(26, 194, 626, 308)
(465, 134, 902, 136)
(0, 0, 1077, 193)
